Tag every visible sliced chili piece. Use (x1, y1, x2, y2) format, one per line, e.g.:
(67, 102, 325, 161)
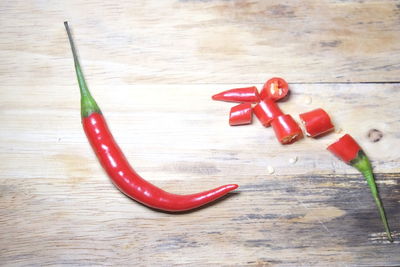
(253, 98, 283, 127)
(260, 77, 289, 101)
(299, 108, 334, 137)
(229, 103, 252, 126)
(327, 134, 393, 242)
(271, 114, 303, 144)
(65, 22, 238, 212)
(212, 86, 260, 103)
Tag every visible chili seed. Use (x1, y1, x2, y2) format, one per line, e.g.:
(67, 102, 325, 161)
(267, 166, 275, 174)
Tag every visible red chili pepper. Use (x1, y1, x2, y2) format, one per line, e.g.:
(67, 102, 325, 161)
(253, 98, 284, 127)
(299, 108, 334, 137)
(65, 22, 238, 212)
(271, 114, 303, 144)
(212, 86, 260, 103)
(328, 134, 392, 241)
(229, 103, 252, 126)
(260, 77, 289, 101)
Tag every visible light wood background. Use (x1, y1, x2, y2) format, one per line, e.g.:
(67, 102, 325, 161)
(1, 0, 399, 266)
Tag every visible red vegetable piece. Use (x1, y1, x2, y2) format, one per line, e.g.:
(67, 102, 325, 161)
(327, 134, 361, 163)
(212, 86, 260, 103)
(299, 108, 334, 137)
(260, 77, 289, 101)
(229, 103, 252, 126)
(253, 98, 283, 127)
(271, 114, 303, 144)
(65, 22, 239, 212)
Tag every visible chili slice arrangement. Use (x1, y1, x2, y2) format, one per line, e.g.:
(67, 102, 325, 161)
(212, 78, 393, 241)
(65, 22, 238, 212)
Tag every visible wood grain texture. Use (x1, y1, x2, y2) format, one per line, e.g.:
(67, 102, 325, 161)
(0, 173, 399, 266)
(1, 83, 399, 266)
(1, 0, 400, 266)
(0, 0, 400, 84)
(1, 84, 399, 180)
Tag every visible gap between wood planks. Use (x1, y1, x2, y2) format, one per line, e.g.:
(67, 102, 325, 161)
(142, 81, 400, 85)
(292, 81, 400, 84)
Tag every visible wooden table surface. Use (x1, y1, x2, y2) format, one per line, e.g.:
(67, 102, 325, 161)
(1, 0, 399, 266)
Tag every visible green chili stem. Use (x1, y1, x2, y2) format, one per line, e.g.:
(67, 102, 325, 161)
(353, 152, 393, 242)
(64, 21, 101, 117)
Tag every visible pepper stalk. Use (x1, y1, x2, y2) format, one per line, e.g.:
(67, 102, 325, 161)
(64, 21, 101, 118)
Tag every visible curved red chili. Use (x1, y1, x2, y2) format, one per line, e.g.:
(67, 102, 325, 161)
(65, 22, 238, 212)
(260, 77, 289, 101)
(212, 86, 260, 103)
(299, 108, 334, 137)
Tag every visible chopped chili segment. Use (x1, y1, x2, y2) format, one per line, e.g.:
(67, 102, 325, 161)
(253, 98, 283, 127)
(327, 134, 360, 163)
(260, 77, 289, 101)
(229, 103, 253, 126)
(299, 108, 334, 137)
(212, 86, 260, 103)
(271, 114, 303, 144)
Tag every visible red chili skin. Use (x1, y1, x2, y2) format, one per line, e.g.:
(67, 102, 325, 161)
(327, 134, 360, 163)
(212, 86, 260, 103)
(299, 108, 334, 137)
(229, 103, 252, 126)
(260, 77, 289, 101)
(65, 22, 238, 212)
(83, 113, 238, 211)
(253, 98, 284, 127)
(271, 114, 303, 144)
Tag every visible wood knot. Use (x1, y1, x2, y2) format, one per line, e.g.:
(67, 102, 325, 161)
(367, 129, 383, 142)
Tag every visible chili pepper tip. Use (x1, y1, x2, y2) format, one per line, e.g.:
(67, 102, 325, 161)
(229, 184, 239, 190)
(212, 86, 260, 103)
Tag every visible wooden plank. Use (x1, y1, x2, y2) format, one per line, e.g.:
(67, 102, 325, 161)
(0, 174, 398, 266)
(1, 0, 400, 265)
(1, 84, 399, 180)
(0, 0, 399, 84)
(0, 83, 399, 265)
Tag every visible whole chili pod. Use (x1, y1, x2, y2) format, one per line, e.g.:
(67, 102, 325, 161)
(328, 134, 393, 242)
(212, 86, 260, 103)
(64, 22, 238, 212)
